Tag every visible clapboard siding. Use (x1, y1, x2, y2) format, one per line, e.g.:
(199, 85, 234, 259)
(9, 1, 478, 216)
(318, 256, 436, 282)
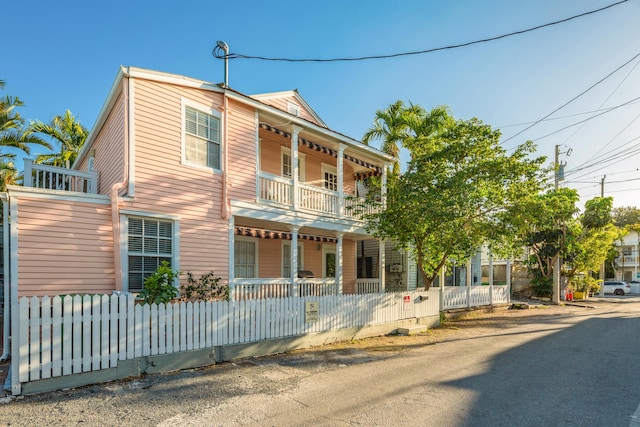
(227, 99, 258, 201)
(17, 197, 114, 297)
(130, 79, 229, 278)
(90, 90, 126, 195)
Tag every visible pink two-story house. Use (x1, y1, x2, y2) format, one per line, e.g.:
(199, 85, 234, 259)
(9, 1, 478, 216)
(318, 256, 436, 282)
(2, 66, 394, 300)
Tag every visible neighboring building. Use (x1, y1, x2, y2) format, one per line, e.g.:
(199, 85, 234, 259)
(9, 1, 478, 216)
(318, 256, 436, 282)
(2, 66, 395, 300)
(613, 230, 640, 282)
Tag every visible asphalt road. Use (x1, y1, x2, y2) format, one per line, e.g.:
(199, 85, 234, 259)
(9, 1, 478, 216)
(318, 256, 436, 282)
(0, 297, 639, 426)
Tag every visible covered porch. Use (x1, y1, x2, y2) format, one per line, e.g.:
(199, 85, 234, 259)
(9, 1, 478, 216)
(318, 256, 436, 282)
(228, 220, 384, 300)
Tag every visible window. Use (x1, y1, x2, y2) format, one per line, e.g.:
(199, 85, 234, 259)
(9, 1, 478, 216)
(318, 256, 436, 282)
(282, 147, 305, 180)
(128, 217, 173, 292)
(322, 165, 338, 191)
(235, 238, 257, 278)
(282, 242, 304, 277)
(184, 105, 221, 169)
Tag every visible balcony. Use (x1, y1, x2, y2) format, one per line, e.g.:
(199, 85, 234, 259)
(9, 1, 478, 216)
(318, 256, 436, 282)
(615, 255, 638, 266)
(258, 172, 380, 220)
(23, 159, 98, 194)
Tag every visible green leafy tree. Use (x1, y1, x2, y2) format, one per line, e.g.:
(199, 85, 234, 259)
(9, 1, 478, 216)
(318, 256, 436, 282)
(518, 188, 579, 296)
(28, 110, 88, 168)
(363, 109, 546, 289)
(612, 206, 640, 228)
(564, 197, 617, 286)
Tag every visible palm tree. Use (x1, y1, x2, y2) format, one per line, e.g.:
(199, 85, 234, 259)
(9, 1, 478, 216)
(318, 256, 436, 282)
(1, 94, 50, 161)
(0, 159, 20, 192)
(362, 101, 423, 176)
(363, 101, 453, 176)
(402, 105, 454, 156)
(29, 110, 88, 168)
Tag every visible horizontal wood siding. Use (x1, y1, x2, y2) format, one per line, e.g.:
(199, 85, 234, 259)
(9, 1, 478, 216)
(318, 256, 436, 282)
(17, 197, 114, 297)
(227, 99, 257, 201)
(260, 139, 283, 176)
(343, 239, 356, 294)
(92, 90, 126, 195)
(257, 239, 281, 278)
(129, 79, 229, 280)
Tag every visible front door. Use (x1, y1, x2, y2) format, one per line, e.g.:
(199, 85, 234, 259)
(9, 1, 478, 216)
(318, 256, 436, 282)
(322, 246, 336, 278)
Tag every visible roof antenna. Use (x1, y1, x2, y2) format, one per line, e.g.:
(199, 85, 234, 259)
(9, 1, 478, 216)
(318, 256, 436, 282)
(215, 40, 229, 87)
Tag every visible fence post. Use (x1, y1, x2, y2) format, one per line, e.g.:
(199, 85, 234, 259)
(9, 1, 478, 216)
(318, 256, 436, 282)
(489, 254, 494, 306)
(23, 158, 33, 188)
(466, 260, 472, 308)
(89, 170, 99, 194)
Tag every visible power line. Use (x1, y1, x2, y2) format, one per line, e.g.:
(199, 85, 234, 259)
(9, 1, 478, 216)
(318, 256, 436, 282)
(530, 95, 640, 141)
(501, 49, 640, 145)
(213, 0, 629, 63)
(498, 101, 640, 128)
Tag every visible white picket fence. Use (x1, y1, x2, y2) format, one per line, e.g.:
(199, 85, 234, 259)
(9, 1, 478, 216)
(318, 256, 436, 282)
(442, 285, 509, 310)
(13, 290, 441, 393)
(11, 285, 509, 394)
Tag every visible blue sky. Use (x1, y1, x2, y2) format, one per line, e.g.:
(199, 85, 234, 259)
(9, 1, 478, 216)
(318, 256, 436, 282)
(4, 0, 640, 208)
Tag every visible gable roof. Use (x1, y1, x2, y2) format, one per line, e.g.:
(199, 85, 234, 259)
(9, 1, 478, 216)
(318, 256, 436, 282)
(250, 90, 328, 128)
(75, 66, 394, 168)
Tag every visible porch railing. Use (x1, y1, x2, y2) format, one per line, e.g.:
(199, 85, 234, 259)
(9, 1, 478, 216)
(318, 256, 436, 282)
(23, 159, 98, 194)
(356, 279, 381, 294)
(232, 278, 339, 300)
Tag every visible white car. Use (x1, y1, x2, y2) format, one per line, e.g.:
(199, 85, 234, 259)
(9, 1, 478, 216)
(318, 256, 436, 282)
(602, 281, 632, 295)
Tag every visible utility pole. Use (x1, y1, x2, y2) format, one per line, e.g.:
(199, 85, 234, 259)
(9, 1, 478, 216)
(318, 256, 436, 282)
(599, 174, 607, 296)
(553, 144, 571, 304)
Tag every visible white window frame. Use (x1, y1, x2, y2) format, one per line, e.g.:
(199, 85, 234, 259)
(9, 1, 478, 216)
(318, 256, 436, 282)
(282, 241, 304, 277)
(124, 215, 178, 293)
(322, 164, 338, 191)
(281, 147, 305, 181)
(234, 236, 258, 278)
(181, 98, 223, 172)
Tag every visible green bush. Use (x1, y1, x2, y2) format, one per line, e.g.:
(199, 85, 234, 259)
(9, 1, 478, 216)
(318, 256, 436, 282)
(138, 261, 180, 305)
(180, 271, 229, 302)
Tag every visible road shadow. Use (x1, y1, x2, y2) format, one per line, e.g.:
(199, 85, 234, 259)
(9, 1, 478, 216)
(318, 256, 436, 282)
(444, 315, 640, 427)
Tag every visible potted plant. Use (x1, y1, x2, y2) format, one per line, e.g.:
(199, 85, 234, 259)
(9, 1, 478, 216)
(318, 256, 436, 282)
(571, 276, 599, 299)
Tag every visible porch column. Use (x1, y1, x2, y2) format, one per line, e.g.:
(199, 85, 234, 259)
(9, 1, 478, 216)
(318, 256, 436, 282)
(337, 144, 345, 217)
(291, 226, 299, 297)
(337, 233, 344, 294)
(439, 266, 445, 311)
(291, 125, 302, 209)
(228, 216, 235, 300)
(379, 240, 386, 292)
(381, 163, 388, 208)
(23, 158, 33, 187)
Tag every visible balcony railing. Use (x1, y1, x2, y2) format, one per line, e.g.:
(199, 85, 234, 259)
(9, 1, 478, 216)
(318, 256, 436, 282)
(615, 255, 638, 265)
(258, 172, 380, 220)
(23, 159, 98, 194)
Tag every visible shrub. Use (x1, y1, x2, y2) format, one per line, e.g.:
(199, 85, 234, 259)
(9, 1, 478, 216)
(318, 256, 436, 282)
(138, 261, 180, 305)
(180, 271, 229, 302)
